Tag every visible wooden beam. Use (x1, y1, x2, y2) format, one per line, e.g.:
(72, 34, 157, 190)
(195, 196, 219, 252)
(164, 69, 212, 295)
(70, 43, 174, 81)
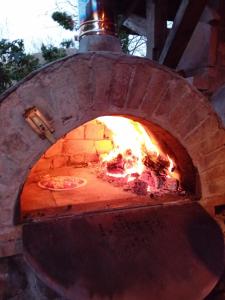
(159, 0, 208, 68)
(146, 0, 168, 60)
(118, 0, 140, 24)
(123, 14, 147, 36)
(146, 0, 155, 59)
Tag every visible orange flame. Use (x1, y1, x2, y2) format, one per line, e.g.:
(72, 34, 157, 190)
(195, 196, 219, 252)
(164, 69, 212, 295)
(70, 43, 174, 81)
(97, 116, 178, 181)
(167, 155, 179, 180)
(167, 155, 174, 173)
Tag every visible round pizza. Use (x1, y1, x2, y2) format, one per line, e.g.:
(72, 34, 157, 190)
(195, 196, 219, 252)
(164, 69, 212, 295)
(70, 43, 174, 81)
(38, 175, 87, 191)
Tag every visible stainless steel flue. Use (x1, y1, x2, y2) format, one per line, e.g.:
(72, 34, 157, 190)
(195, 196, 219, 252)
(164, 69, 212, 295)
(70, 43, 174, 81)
(78, 0, 116, 38)
(78, 0, 121, 52)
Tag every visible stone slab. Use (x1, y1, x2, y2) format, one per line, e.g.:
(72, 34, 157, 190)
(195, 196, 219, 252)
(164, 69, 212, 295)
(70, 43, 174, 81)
(23, 202, 224, 300)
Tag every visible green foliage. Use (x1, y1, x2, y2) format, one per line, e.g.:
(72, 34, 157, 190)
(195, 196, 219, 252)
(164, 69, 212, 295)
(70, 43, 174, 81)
(0, 39, 39, 94)
(52, 11, 74, 31)
(118, 29, 129, 54)
(41, 44, 67, 63)
(60, 39, 74, 49)
(116, 15, 130, 54)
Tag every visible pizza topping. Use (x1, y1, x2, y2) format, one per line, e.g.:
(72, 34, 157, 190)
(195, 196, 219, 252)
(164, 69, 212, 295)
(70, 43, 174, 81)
(38, 175, 86, 191)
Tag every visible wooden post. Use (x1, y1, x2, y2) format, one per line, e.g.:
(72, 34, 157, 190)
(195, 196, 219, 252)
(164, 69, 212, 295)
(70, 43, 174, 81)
(146, 0, 167, 60)
(146, 0, 155, 59)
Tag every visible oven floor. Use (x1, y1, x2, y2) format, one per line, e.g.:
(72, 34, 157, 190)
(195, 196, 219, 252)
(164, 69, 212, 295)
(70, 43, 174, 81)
(21, 166, 191, 222)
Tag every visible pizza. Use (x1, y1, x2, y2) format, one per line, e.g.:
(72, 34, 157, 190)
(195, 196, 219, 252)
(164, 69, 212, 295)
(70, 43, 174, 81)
(38, 175, 87, 191)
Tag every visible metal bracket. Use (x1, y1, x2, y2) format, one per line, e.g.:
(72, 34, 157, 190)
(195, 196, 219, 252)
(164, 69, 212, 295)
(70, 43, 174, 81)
(24, 107, 56, 144)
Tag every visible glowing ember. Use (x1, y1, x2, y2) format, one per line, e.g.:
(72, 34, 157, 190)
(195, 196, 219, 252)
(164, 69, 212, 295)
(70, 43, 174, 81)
(97, 116, 180, 195)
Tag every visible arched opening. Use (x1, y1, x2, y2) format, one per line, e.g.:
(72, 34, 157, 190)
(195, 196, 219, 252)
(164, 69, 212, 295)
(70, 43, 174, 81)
(0, 52, 224, 300)
(20, 115, 198, 222)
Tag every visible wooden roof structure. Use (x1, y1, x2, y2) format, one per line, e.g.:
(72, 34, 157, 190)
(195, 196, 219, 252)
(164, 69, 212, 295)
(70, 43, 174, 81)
(116, 0, 225, 69)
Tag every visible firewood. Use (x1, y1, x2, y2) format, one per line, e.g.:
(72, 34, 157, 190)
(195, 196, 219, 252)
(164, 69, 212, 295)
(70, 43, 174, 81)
(143, 154, 169, 175)
(107, 154, 124, 173)
(132, 180, 148, 195)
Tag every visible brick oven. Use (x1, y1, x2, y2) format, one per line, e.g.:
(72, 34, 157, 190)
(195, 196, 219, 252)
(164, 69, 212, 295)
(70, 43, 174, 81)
(20, 114, 197, 219)
(0, 1, 225, 299)
(0, 50, 223, 299)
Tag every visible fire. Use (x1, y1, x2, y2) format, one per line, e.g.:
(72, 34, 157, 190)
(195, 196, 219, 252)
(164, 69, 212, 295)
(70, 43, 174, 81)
(167, 155, 174, 173)
(97, 116, 178, 185)
(167, 155, 179, 180)
(98, 116, 156, 175)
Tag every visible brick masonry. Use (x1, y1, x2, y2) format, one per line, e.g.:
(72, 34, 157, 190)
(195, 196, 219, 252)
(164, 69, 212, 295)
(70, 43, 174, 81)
(0, 52, 224, 256)
(30, 119, 114, 176)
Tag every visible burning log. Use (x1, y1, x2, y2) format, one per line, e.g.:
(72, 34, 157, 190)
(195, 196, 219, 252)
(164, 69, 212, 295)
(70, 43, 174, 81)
(165, 177, 179, 192)
(96, 116, 182, 197)
(143, 154, 169, 175)
(106, 154, 124, 174)
(140, 171, 160, 190)
(132, 180, 148, 195)
(98, 153, 180, 196)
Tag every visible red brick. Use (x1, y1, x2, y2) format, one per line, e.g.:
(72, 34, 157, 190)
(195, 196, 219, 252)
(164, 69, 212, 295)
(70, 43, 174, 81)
(140, 69, 172, 117)
(52, 156, 68, 168)
(190, 129, 225, 155)
(176, 102, 210, 139)
(203, 194, 225, 205)
(110, 62, 135, 108)
(84, 153, 99, 162)
(69, 55, 94, 109)
(95, 140, 113, 154)
(63, 140, 96, 155)
(167, 93, 201, 134)
(32, 158, 52, 172)
(44, 140, 63, 158)
(104, 126, 113, 140)
(127, 63, 153, 109)
(66, 126, 85, 140)
(183, 115, 220, 147)
(202, 177, 225, 198)
(153, 79, 192, 121)
(92, 54, 114, 109)
(69, 154, 85, 164)
(195, 146, 225, 171)
(201, 163, 225, 182)
(85, 122, 105, 140)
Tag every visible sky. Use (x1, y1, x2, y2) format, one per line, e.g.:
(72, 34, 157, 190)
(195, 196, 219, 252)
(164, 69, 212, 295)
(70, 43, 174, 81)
(0, 0, 78, 53)
(0, 0, 148, 56)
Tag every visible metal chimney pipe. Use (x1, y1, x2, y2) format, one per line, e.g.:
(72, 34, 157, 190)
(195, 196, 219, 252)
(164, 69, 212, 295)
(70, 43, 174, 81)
(78, 0, 121, 52)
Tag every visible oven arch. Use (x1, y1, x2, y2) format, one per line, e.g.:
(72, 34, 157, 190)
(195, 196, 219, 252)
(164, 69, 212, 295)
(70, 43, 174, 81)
(0, 52, 224, 227)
